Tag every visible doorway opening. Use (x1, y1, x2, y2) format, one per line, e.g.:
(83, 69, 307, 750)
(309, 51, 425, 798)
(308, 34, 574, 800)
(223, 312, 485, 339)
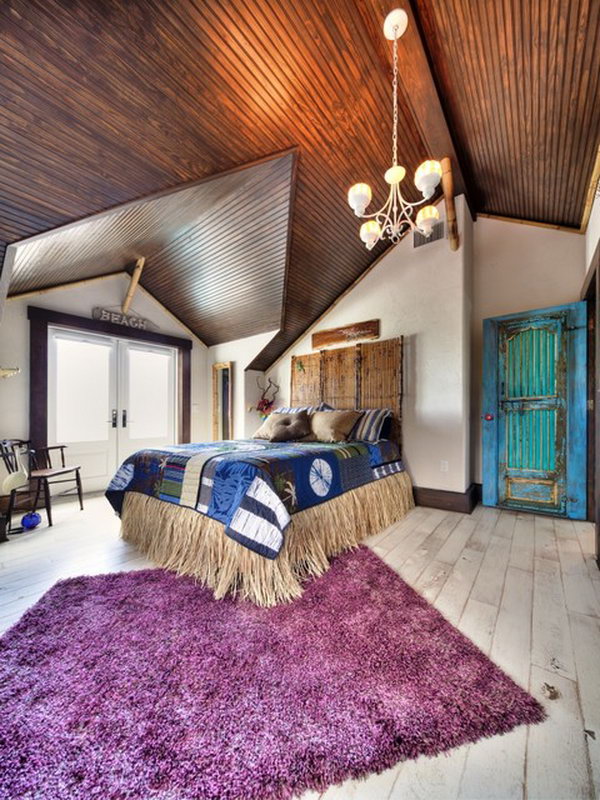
(47, 327, 177, 492)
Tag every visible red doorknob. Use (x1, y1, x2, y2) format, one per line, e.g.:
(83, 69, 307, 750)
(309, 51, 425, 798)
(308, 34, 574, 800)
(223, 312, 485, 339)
(484, 413, 494, 421)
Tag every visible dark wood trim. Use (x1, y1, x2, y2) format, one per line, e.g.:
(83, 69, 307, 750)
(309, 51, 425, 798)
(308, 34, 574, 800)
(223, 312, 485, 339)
(28, 305, 192, 449)
(180, 349, 191, 444)
(413, 483, 479, 514)
(585, 277, 596, 522)
(30, 316, 49, 451)
(581, 238, 600, 560)
(27, 306, 192, 350)
(596, 260, 600, 565)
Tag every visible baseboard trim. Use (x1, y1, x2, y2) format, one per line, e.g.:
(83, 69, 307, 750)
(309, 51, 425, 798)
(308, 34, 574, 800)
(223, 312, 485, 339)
(413, 483, 479, 515)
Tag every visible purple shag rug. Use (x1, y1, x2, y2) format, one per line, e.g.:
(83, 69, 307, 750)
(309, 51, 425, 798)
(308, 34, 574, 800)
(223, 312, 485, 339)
(0, 547, 544, 800)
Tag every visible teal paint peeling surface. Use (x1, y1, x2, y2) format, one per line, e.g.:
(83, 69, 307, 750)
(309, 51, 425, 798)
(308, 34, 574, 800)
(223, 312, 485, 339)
(482, 302, 587, 520)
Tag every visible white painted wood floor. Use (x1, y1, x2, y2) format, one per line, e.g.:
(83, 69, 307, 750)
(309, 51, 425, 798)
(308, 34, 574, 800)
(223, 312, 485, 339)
(1, 497, 599, 799)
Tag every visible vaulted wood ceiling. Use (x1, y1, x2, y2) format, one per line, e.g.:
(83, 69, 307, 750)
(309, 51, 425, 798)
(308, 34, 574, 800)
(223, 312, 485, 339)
(1, 0, 598, 367)
(8, 153, 295, 344)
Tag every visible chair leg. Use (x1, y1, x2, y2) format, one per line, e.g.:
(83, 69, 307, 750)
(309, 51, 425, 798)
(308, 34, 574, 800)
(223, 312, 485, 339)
(75, 469, 84, 511)
(43, 479, 53, 527)
(32, 479, 41, 513)
(6, 490, 15, 532)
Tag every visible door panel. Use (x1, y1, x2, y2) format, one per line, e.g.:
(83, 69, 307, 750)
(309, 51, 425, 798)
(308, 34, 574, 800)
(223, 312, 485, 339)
(498, 318, 566, 514)
(48, 329, 177, 492)
(48, 329, 118, 492)
(483, 302, 587, 520)
(118, 341, 177, 464)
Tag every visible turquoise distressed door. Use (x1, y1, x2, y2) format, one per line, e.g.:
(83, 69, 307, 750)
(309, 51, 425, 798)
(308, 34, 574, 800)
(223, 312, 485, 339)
(482, 303, 587, 519)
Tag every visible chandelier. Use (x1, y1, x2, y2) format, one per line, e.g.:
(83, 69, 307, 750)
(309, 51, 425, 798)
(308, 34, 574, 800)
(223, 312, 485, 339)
(347, 9, 443, 250)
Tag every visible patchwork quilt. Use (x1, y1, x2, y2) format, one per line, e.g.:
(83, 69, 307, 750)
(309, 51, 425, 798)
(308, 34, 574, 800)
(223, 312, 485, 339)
(106, 440, 405, 560)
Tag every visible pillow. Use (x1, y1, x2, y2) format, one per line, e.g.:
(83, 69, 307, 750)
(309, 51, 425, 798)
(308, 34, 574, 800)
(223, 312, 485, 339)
(273, 403, 333, 414)
(252, 410, 311, 442)
(310, 410, 362, 443)
(350, 408, 393, 442)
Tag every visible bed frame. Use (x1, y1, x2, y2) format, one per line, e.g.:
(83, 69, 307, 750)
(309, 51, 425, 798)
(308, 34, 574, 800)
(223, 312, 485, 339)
(120, 335, 413, 606)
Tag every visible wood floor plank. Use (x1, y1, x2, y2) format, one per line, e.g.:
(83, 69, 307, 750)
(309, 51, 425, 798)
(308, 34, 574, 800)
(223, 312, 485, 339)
(569, 612, 600, 798)
(384, 511, 447, 571)
(389, 744, 469, 800)
(509, 513, 535, 573)
(527, 665, 593, 799)
(493, 511, 517, 540)
(320, 766, 401, 799)
(465, 506, 499, 553)
(533, 516, 559, 561)
(470, 535, 512, 608)
(491, 566, 533, 687)
(562, 573, 600, 618)
(434, 548, 484, 626)
(412, 559, 452, 603)
(458, 726, 526, 800)
(398, 512, 462, 584)
(532, 557, 576, 680)
(435, 517, 477, 565)
(458, 598, 497, 655)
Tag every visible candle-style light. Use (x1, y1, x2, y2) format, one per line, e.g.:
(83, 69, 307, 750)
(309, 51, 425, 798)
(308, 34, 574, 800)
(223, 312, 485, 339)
(347, 9, 442, 250)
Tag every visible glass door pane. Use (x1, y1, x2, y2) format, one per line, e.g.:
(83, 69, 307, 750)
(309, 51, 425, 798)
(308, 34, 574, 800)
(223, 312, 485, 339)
(48, 328, 118, 492)
(118, 341, 177, 463)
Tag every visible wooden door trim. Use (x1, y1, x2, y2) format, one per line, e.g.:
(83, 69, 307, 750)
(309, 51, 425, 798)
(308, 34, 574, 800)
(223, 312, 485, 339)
(28, 305, 192, 450)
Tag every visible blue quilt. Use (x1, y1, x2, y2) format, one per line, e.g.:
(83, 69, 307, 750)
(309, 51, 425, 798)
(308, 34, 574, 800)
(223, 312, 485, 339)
(106, 440, 405, 560)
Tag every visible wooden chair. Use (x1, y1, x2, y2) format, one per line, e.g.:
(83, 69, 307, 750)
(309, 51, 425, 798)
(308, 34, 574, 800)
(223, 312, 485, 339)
(0, 439, 83, 531)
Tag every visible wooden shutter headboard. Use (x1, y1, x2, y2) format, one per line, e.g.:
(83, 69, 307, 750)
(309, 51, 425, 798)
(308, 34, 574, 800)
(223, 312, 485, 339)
(290, 337, 403, 445)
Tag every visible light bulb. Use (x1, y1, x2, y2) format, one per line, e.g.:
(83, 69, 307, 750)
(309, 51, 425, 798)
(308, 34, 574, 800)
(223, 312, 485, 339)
(347, 183, 372, 216)
(359, 220, 382, 250)
(416, 205, 440, 237)
(414, 160, 442, 199)
(384, 165, 406, 184)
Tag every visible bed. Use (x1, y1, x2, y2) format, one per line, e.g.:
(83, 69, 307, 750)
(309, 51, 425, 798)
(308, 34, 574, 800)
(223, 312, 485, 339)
(106, 336, 414, 605)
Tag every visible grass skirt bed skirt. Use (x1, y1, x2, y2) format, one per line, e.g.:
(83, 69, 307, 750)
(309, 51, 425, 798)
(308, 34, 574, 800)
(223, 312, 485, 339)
(120, 470, 414, 606)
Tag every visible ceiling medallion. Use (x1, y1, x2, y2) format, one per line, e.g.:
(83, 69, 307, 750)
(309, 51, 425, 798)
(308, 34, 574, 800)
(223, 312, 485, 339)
(347, 8, 442, 250)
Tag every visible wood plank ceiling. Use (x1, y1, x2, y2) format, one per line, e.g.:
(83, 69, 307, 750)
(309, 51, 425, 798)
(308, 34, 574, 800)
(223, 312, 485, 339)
(1, 0, 599, 367)
(8, 153, 295, 343)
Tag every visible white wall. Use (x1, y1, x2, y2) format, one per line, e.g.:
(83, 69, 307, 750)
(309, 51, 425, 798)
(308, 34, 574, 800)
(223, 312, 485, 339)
(208, 330, 278, 439)
(0, 274, 211, 445)
(586, 192, 600, 273)
(471, 217, 585, 481)
(267, 196, 473, 493)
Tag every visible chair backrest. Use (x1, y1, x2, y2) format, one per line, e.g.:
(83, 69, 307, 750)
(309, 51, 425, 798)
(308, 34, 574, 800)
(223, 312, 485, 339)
(0, 440, 30, 475)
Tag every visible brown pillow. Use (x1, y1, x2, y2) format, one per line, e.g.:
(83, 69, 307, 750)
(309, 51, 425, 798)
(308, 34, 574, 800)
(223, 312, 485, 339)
(310, 410, 362, 443)
(252, 410, 311, 442)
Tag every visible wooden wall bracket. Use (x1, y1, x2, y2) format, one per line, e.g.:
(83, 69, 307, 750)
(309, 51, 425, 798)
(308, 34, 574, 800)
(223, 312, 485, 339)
(441, 157, 459, 251)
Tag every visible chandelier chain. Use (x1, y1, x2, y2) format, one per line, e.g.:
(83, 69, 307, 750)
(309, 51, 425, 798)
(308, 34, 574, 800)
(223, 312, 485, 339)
(392, 28, 398, 167)
(346, 9, 442, 249)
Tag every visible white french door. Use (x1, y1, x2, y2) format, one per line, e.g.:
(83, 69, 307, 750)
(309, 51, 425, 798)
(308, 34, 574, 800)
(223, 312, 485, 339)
(48, 327, 177, 492)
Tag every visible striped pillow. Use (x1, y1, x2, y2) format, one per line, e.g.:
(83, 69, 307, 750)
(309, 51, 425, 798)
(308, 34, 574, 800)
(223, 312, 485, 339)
(350, 408, 393, 442)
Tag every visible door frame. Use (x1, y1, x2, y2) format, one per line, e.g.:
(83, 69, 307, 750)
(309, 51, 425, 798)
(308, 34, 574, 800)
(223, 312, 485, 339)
(28, 305, 192, 450)
(482, 302, 587, 519)
(581, 238, 600, 563)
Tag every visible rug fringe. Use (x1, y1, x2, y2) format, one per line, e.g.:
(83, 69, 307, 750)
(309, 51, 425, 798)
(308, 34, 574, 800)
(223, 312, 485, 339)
(121, 470, 414, 607)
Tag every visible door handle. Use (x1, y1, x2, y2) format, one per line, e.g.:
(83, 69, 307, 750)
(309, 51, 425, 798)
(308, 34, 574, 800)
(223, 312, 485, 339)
(109, 409, 118, 428)
(483, 413, 494, 421)
(122, 409, 127, 428)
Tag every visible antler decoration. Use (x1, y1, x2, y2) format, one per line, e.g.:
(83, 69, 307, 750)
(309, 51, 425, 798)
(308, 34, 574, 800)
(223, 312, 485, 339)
(252, 376, 280, 419)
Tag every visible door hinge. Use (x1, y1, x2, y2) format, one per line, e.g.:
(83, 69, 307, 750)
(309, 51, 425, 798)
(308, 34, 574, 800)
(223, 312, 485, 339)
(588, 399, 594, 411)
